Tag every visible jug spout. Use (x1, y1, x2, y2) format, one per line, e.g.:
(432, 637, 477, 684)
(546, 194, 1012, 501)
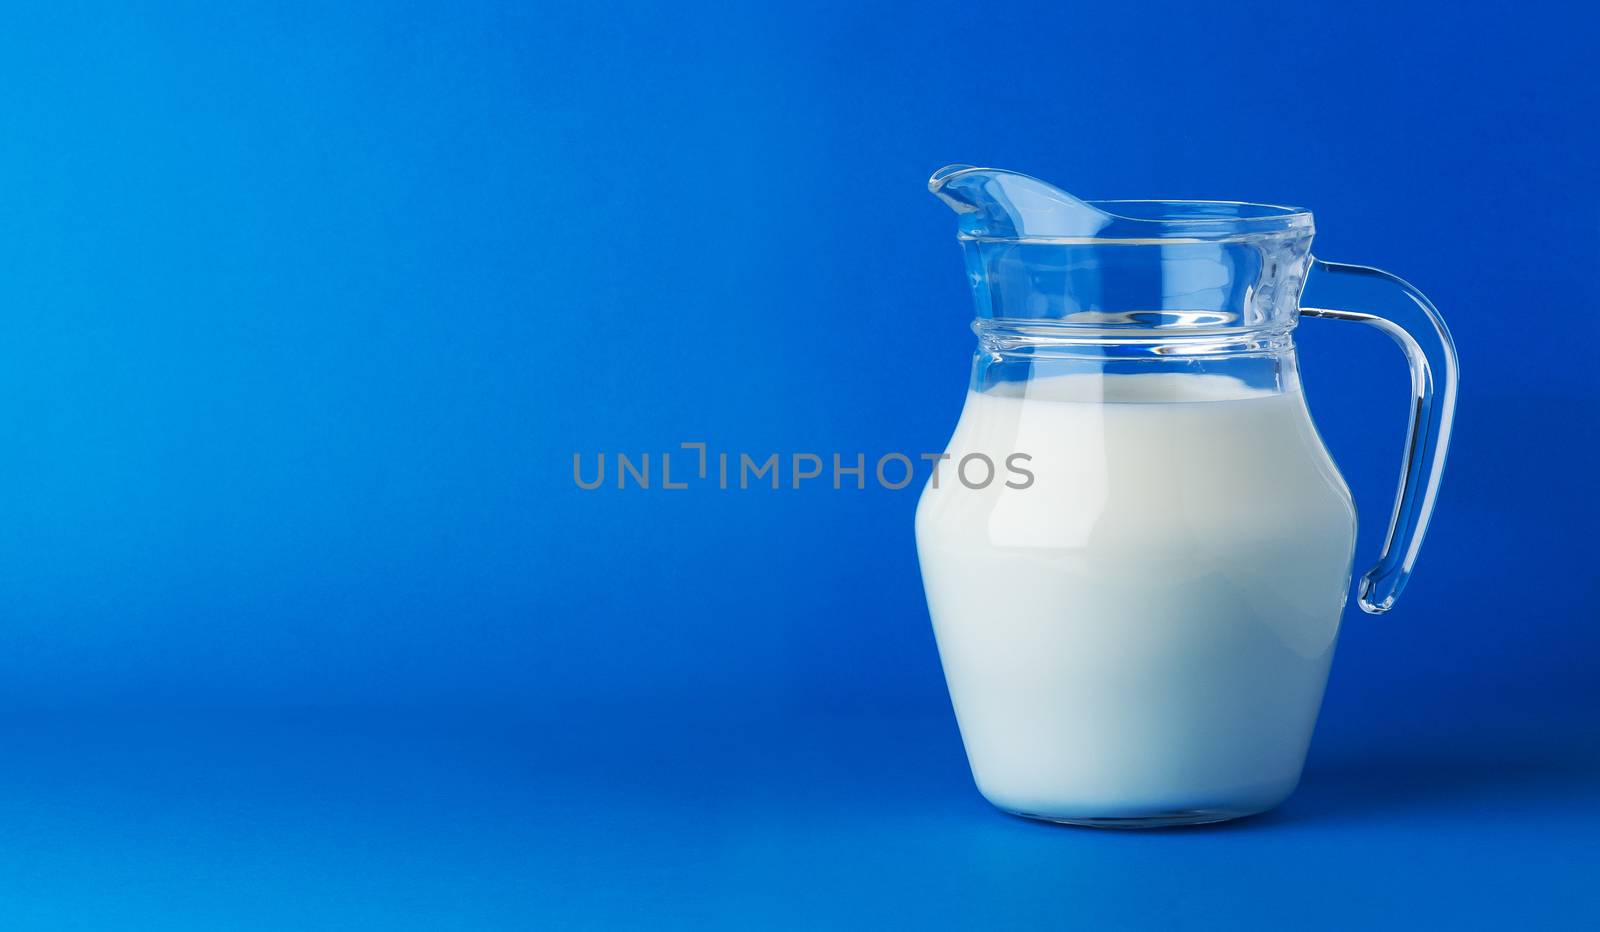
(928, 164, 1117, 240)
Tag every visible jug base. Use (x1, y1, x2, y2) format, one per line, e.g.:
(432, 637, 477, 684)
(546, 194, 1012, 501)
(1004, 807, 1264, 830)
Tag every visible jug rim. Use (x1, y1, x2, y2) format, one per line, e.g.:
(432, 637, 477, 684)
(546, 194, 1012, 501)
(1084, 198, 1312, 223)
(930, 165, 1313, 243)
(964, 200, 1314, 244)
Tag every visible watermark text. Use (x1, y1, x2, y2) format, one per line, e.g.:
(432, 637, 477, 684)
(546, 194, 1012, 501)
(573, 442, 1034, 491)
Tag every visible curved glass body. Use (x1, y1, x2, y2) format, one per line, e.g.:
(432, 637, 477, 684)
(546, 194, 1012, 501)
(917, 166, 1458, 826)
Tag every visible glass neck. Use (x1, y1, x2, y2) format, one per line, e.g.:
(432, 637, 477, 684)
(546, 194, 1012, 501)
(974, 318, 1295, 358)
(970, 321, 1302, 397)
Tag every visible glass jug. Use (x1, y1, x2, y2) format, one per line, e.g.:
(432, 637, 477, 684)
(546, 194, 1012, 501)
(915, 165, 1458, 827)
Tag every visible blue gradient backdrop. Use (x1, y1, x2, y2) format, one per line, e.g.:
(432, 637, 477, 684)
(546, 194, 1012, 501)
(1, 1, 1596, 928)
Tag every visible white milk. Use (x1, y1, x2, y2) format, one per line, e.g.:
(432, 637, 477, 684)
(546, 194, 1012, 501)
(916, 374, 1357, 823)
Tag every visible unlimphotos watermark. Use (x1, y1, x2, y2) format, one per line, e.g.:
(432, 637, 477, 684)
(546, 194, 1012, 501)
(573, 442, 1033, 491)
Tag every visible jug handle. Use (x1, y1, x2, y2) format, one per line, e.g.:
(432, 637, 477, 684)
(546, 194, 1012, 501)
(1300, 259, 1460, 615)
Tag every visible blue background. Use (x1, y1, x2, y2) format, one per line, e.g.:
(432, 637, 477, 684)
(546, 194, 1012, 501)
(2, 0, 1597, 927)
